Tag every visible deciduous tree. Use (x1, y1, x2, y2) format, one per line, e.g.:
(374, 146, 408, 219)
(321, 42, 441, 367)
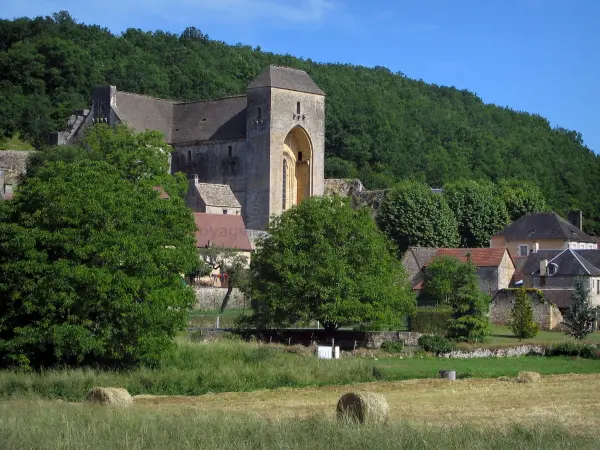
(244, 197, 415, 331)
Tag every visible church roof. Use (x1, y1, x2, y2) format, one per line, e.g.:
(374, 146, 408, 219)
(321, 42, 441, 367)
(171, 96, 247, 144)
(114, 92, 173, 142)
(248, 65, 325, 95)
(196, 183, 241, 208)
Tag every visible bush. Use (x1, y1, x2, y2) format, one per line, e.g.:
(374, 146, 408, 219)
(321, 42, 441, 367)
(408, 308, 452, 334)
(380, 341, 404, 353)
(546, 342, 597, 359)
(418, 335, 455, 355)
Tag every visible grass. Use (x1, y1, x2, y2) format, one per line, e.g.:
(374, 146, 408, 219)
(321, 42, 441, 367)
(188, 308, 249, 328)
(0, 134, 34, 150)
(2, 374, 600, 449)
(2, 338, 600, 401)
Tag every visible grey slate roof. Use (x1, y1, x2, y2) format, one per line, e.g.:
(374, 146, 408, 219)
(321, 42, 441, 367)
(248, 65, 325, 95)
(542, 289, 575, 309)
(525, 249, 600, 276)
(114, 92, 173, 142)
(171, 96, 247, 144)
(494, 212, 596, 243)
(196, 183, 241, 208)
(402, 247, 438, 287)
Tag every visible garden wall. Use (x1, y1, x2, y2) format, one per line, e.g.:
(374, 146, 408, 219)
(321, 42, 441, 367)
(194, 287, 247, 310)
(490, 289, 563, 331)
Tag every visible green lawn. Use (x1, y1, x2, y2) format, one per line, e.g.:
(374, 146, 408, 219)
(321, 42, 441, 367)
(476, 325, 600, 348)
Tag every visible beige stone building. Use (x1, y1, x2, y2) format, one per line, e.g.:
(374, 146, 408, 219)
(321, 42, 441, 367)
(53, 65, 326, 230)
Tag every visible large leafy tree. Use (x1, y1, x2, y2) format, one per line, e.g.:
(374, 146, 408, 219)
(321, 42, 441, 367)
(245, 196, 415, 332)
(444, 180, 511, 247)
(377, 181, 459, 253)
(419, 256, 476, 307)
(0, 159, 199, 370)
(496, 179, 548, 222)
(563, 277, 597, 340)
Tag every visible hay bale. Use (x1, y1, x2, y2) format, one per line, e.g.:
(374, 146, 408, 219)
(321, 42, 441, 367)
(336, 392, 388, 424)
(85, 387, 133, 407)
(517, 371, 541, 383)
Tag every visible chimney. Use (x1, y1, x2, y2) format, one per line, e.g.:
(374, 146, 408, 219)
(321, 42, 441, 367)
(539, 259, 548, 276)
(568, 210, 583, 231)
(533, 241, 540, 253)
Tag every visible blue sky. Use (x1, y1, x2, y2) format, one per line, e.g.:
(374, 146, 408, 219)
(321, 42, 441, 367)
(4, 0, 600, 152)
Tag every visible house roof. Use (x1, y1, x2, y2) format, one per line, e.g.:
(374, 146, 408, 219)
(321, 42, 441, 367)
(114, 91, 174, 142)
(152, 186, 170, 199)
(434, 248, 509, 268)
(195, 183, 241, 208)
(171, 96, 247, 143)
(193, 213, 252, 251)
(541, 289, 575, 309)
(247, 65, 325, 95)
(494, 212, 596, 243)
(530, 248, 600, 276)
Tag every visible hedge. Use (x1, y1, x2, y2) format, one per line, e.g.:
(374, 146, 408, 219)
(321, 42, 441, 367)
(408, 308, 452, 334)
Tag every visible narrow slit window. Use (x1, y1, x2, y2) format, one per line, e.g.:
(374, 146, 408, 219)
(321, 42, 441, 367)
(187, 150, 192, 163)
(228, 145, 232, 158)
(257, 107, 262, 120)
(282, 159, 287, 210)
(298, 152, 303, 162)
(296, 102, 301, 115)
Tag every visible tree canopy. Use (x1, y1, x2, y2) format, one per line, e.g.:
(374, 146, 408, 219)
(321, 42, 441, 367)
(1, 12, 599, 232)
(377, 181, 460, 253)
(245, 196, 415, 332)
(0, 145, 199, 370)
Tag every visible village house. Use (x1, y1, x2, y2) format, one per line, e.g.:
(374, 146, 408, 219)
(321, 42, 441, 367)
(403, 247, 515, 299)
(490, 211, 597, 258)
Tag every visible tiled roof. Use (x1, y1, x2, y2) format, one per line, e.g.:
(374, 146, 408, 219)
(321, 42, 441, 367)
(434, 248, 509, 268)
(171, 96, 247, 143)
(194, 213, 252, 251)
(195, 183, 241, 208)
(114, 92, 173, 141)
(152, 186, 170, 199)
(541, 289, 575, 309)
(248, 65, 325, 95)
(494, 212, 596, 243)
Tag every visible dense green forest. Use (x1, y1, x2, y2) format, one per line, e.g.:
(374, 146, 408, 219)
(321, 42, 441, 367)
(1, 12, 599, 233)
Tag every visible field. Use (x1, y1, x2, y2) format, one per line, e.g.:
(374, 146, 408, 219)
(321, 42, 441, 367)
(1, 374, 600, 449)
(2, 339, 600, 401)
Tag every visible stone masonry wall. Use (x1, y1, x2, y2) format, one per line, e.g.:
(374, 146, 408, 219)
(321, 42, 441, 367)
(0, 150, 36, 185)
(364, 331, 422, 348)
(194, 287, 247, 310)
(490, 289, 563, 331)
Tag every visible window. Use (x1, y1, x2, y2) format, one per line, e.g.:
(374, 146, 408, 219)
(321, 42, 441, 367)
(518, 245, 528, 257)
(597, 280, 599, 295)
(282, 159, 287, 210)
(547, 263, 558, 276)
(228, 145, 232, 158)
(257, 107, 262, 120)
(298, 151, 303, 162)
(187, 150, 192, 163)
(296, 102, 301, 115)
(223, 210, 228, 215)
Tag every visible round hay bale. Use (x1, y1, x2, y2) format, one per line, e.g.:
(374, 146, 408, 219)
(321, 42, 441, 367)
(517, 371, 541, 383)
(336, 392, 388, 424)
(85, 387, 133, 407)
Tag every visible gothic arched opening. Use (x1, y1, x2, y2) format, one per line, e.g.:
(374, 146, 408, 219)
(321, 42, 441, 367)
(282, 126, 312, 210)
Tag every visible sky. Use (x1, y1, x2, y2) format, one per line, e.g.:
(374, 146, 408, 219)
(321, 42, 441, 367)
(3, 0, 600, 152)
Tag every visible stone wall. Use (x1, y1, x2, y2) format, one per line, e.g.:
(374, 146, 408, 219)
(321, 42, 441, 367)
(0, 150, 35, 186)
(364, 331, 422, 348)
(490, 289, 563, 331)
(194, 287, 247, 310)
(442, 345, 545, 359)
(324, 178, 389, 215)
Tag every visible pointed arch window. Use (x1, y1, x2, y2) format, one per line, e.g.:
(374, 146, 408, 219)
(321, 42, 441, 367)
(282, 159, 288, 210)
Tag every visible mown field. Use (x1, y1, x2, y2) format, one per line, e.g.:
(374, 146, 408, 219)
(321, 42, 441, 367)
(2, 339, 600, 401)
(2, 374, 600, 449)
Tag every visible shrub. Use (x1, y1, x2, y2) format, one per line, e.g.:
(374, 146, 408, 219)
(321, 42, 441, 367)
(380, 341, 404, 353)
(547, 342, 597, 359)
(418, 335, 455, 355)
(510, 289, 539, 339)
(408, 308, 452, 334)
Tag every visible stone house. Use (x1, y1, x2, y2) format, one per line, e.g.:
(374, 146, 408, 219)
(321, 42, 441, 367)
(187, 177, 241, 215)
(53, 65, 326, 231)
(490, 211, 597, 258)
(517, 248, 600, 310)
(404, 247, 515, 298)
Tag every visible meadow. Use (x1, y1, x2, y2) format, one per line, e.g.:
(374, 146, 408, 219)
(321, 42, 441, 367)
(1, 374, 600, 449)
(2, 338, 600, 401)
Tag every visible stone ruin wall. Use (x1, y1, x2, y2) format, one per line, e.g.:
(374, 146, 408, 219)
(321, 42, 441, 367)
(324, 178, 389, 215)
(490, 289, 564, 331)
(0, 150, 36, 197)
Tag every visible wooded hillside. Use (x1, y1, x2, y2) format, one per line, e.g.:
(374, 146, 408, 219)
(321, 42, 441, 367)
(1, 12, 599, 233)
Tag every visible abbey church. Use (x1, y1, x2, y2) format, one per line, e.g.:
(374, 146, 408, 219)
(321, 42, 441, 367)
(53, 65, 326, 231)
